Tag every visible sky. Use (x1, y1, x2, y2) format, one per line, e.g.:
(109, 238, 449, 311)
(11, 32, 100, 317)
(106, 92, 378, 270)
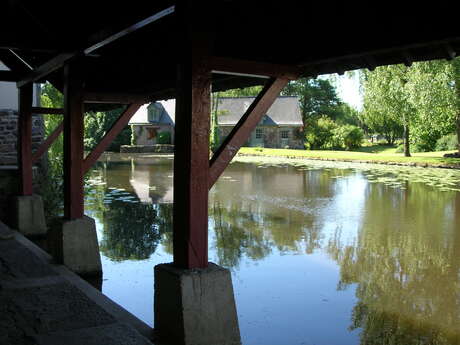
(330, 73, 363, 110)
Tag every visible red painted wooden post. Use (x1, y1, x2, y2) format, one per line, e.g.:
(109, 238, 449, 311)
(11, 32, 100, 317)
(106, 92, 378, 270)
(173, 32, 212, 269)
(63, 62, 85, 220)
(18, 83, 33, 196)
(209, 77, 290, 188)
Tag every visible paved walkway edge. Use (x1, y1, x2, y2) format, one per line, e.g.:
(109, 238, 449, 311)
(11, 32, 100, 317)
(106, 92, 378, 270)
(6, 224, 154, 341)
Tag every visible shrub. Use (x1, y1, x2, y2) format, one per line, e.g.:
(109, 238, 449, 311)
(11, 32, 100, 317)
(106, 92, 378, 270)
(435, 133, 458, 151)
(157, 131, 172, 144)
(305, 116, 338, 149)
(332, 124, 364, 150)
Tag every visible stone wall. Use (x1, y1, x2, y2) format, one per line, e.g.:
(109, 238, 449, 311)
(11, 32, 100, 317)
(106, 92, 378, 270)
(131, 124, 174, 145)
(0, 109, 44, 165)
(218, 125, 304, 149)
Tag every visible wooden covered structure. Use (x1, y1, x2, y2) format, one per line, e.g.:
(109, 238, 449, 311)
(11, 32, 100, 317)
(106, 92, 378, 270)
(2, 1, 460, 269)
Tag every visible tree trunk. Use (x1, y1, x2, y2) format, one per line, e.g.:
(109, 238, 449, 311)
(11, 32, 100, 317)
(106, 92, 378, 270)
(457, 112, 460, 154)
(403, 122, 411, 157)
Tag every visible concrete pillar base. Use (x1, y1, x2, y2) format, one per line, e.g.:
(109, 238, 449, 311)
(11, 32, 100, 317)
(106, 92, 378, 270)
(49, 216, 102, 276)
(13, 194, 47, 236)
(154, 262, 241, 345)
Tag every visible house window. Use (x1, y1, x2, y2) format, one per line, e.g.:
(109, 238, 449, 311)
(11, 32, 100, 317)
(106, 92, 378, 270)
(148, 103, 162, 123)
(280, 130, 289, 139)
(255, 128, 264, 139)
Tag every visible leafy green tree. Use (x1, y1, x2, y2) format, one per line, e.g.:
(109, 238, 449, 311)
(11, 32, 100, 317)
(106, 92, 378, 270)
(332, 124, 364, 150)
(305, 116, 338, 149)
(406, 60, 457, 152)
(452, 58, 460, 153)
(282, 77, 342, 123)
(361, 58, 460, 153)
(84, 107, 131, 152)
(361, 65, 414, 155)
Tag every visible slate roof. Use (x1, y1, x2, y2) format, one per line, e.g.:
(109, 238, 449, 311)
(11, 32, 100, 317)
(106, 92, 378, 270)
(216, 96, 303, 126)
(129, 99, 175, 125)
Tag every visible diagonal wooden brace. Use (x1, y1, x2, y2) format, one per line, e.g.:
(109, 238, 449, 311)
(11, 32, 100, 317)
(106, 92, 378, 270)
(31, 121, 64, 165)
(209, 77, 290, 189)
(82, 102, 143, 174)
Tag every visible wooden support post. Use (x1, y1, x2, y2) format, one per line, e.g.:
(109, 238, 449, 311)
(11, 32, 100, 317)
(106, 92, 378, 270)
(209, 78, 290, 188)
(31, 121, 63, 165)
(82, 103, 142, 174)
(18, 83, 33, 196)
(173, 32, 212, 269)
(63, 62, 85, 220)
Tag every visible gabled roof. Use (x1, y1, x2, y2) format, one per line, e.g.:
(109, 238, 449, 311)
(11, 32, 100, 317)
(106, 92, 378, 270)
(129, 99, 175, 125)
(216, 96, 302, 126)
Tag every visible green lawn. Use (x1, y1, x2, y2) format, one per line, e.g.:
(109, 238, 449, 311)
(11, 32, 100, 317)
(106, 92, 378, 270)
(237, 146, 460, 168)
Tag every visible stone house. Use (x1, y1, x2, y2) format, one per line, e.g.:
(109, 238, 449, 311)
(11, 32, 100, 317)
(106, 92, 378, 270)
(0, 60, 43, 219)
(129, 100, 175, 145)
(216, 96, 303, 149)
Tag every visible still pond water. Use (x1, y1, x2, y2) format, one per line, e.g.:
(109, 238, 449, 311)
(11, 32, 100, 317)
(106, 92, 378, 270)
(85, 153, 460, 345)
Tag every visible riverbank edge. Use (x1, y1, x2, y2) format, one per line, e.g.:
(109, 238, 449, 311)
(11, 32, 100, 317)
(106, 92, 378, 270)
(236, 152, 460, 170)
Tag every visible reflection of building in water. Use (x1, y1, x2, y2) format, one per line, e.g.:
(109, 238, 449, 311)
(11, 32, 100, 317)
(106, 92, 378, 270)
(129, 159, 173, 204)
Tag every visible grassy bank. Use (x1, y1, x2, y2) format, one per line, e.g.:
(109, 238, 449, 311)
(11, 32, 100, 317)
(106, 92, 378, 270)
(237, 146, 460, 169)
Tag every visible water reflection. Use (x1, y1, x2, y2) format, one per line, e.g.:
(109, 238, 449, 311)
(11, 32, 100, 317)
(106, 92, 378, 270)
(328, 182, 460, 345)
(86, 154, 460, 345)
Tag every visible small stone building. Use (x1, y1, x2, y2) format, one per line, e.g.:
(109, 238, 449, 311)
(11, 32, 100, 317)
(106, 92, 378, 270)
(216, 96, 303, 149)
(129, 100, 175, 145)
(0, 60, 44, 220)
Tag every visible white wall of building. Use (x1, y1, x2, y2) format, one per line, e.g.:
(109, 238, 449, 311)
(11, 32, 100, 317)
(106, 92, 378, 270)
(0, 60, 40, 110)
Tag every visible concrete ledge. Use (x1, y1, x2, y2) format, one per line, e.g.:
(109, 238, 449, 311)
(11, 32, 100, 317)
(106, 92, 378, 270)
(0, 222, 154, 343)
(120, 145, 174, 154)
(154, 262, 241, 345)
(13, 194, 47, 236)
(49, 216, 102, 276)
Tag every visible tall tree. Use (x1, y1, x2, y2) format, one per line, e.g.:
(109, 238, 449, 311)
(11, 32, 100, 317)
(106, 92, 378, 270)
(361, 58, 459, 153)
(282, 77, 342, 124)
(452, 58, 460, 154)
(361, 65, 415, 155)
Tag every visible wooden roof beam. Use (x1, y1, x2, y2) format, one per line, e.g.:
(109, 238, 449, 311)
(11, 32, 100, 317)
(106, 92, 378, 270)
(0, 70, 21, 82)
(16, 6, 175, 88)
(31, 107, 64, 114)
(84, 6, 175, 55)
(443, 43, 456, 60)
(211, 56, 301, 80)
(83, 92, 148, 104)
(17, 52, 75, 88)
(402, 50, 413, 67)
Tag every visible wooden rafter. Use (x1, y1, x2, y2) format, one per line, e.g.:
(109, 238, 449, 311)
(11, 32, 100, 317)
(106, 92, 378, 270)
(0, 70, 21, 82)
(16, 6, 175, 88)
(31, 122, 64, 165)
(211, 56, 301, 80)
(82, 103, 143, 174)
(32, 107, 64, 115)
(84, 6, 175, 55)
(17, 52, 75, 88)
(209, 77, 290, 189)
(83, 92, 148, 104)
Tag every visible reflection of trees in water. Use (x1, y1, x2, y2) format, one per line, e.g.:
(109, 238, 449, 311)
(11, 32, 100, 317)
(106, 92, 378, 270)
(327, 183, 460, 345)
(100, 200, 173, 261)
(211, 202, 272, 268)
(210, 199, 323, 269)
